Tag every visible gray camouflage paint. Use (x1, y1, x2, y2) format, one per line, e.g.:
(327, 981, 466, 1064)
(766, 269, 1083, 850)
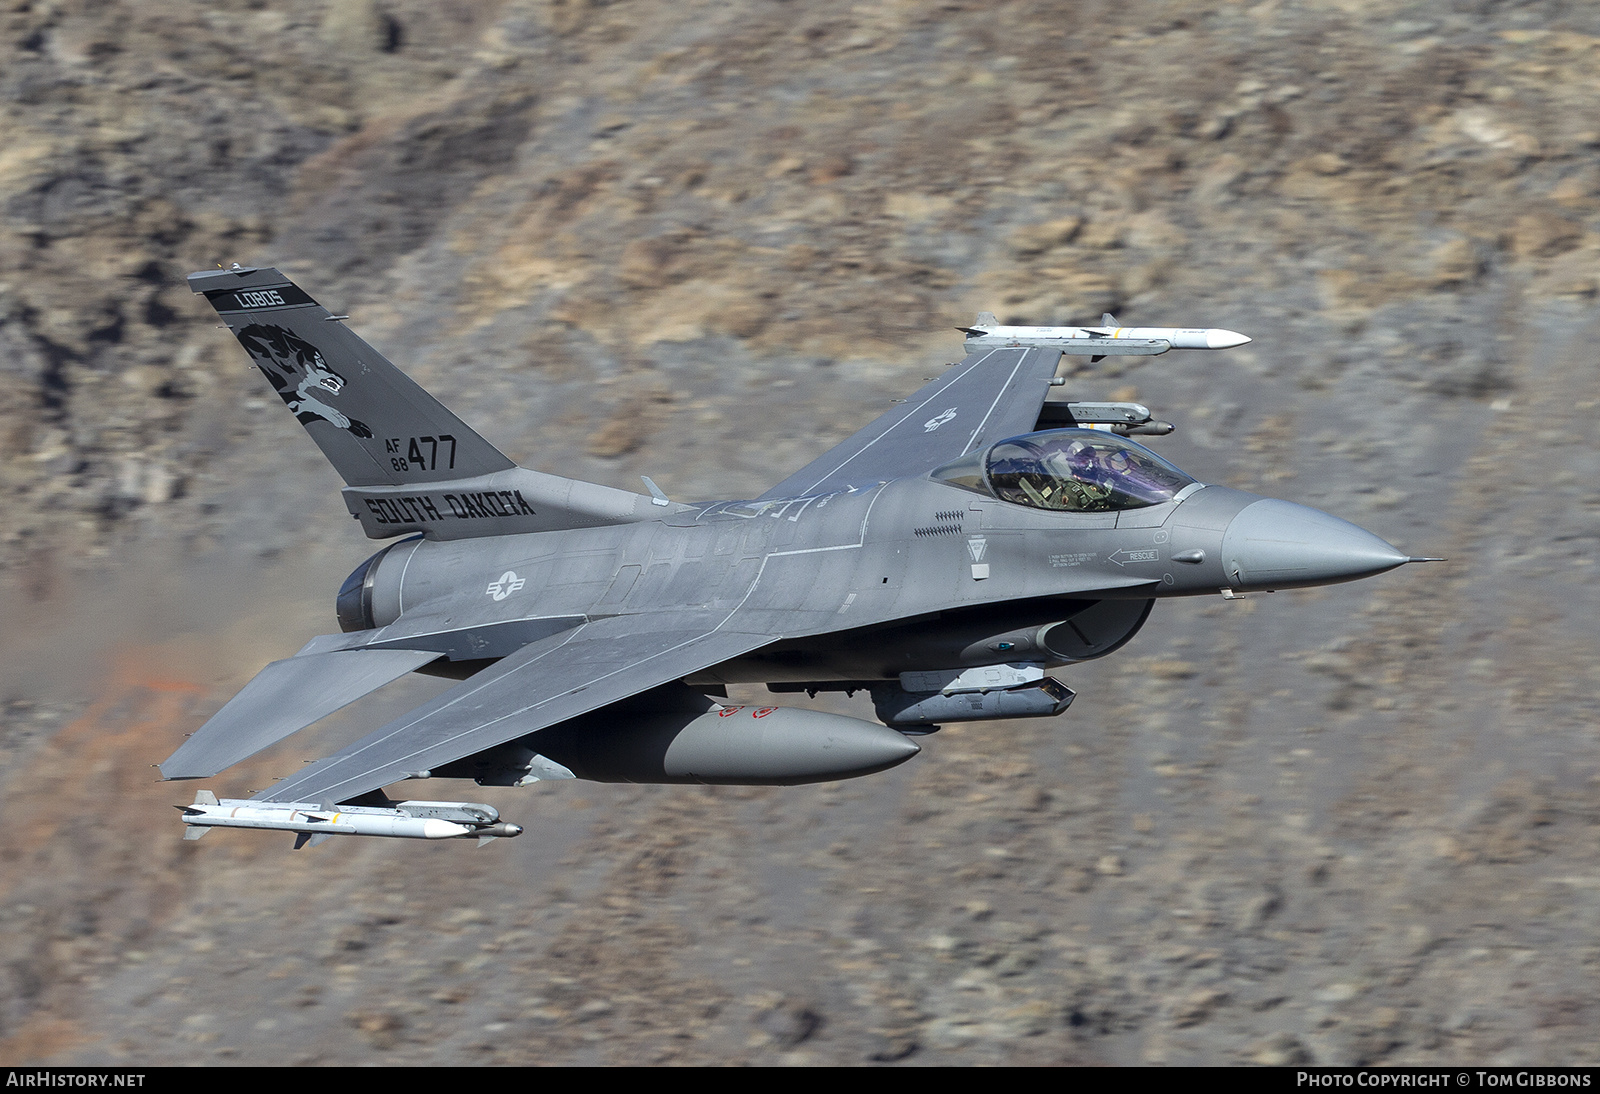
(164, 267, 1417, 807)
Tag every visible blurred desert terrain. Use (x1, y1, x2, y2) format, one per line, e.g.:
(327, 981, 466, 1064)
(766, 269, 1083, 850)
(1, 0, 1599, 1066)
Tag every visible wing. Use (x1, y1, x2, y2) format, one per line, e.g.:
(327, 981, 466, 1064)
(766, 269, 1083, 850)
(759, 346, 1062, 500)
(252, 611, 777, 805)
(160, 648, 441, 779)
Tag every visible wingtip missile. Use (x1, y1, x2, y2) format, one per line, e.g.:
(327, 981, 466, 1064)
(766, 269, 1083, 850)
(962, 316, 1251, 354)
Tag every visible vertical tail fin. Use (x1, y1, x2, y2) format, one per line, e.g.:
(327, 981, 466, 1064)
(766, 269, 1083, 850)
(188, 267, 516, 488)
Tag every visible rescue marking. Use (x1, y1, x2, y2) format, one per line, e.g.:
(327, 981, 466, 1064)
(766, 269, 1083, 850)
(1108, 547, 1160, 567)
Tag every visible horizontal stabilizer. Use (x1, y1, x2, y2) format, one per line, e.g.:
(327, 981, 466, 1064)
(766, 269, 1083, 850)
(161, 648, 441, 780)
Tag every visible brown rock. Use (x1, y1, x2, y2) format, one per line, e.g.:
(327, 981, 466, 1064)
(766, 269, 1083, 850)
(348, 1009, 405, 1049)
(1549, 172, 1597, 208)
(1307, 152, 1348, 176)
(1251, 1032, 1314, 1065)
(1543, 248, 1599, 297)
(586, 387, 675, 457)
(619, 237, 683, 290)
(1510, 210, 1583, 259)
(755, 999, 823, 1047)
(1172, 989, 1229, 1028)
(716, 297, 771, 339)
(1429, 237, 1482, 287)
(319, 0, 389, 54)
(808, 154, 853, 184)
(1009, 216, 1084, 255)
(586, 411, 643, 458)
(1076, 218, 1126, 250)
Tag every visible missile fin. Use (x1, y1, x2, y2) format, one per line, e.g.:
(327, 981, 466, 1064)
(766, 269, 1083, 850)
(293, 832, 313, 850)
(195, 790, 218, 806)
(182, 826, 208, 841)
(476, 835, 498, 848)
(1102, 313, 1118, 326)
(974, 311, 997, 327)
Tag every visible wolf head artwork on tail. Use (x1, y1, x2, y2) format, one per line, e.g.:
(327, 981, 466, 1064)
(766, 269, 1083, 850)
(190, 267, 520, 491)
(236, 323, 374, 438)
(189, 265, 663, 542)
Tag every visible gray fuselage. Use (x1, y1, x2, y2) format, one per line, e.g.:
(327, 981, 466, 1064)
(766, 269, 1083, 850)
(330, 473, 1405, 686)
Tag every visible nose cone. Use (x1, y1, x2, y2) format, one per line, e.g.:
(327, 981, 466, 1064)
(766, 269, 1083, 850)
(1221, 499, 1408, 590)
(1206, 328, 1252, 349)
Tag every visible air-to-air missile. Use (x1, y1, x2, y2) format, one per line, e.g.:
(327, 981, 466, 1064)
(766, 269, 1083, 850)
(177, 791, 524, 848)
(959, 312, 1251, 357)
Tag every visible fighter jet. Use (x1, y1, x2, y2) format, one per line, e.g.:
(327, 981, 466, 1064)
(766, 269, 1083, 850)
(164, 268, 1434, 846)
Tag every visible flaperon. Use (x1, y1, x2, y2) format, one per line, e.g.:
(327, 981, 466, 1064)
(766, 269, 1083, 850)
(164, 266, 1436, 848)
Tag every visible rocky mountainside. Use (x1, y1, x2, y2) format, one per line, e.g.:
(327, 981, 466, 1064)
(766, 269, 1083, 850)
(1, 0, 1598, 1065)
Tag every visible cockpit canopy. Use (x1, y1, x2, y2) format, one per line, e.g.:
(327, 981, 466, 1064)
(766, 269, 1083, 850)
(932, 428, 1197, 512)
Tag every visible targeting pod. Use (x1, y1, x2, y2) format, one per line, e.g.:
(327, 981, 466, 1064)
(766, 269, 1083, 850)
(871, 663, 1076, 729)
(1035, 400, 1176, 437)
